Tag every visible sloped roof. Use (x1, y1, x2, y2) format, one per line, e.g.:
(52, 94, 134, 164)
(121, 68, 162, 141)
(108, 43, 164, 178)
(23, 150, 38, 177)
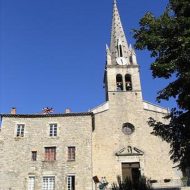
(0, 112, 93, 118)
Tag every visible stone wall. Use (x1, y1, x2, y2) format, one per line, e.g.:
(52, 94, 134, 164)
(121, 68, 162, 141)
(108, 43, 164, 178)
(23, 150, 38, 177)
(0, 115, 93, 190)
(92, 92, 181, 189)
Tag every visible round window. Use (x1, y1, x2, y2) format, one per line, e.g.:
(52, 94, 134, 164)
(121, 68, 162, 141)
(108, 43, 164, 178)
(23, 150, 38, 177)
(122, 123, 135, 135)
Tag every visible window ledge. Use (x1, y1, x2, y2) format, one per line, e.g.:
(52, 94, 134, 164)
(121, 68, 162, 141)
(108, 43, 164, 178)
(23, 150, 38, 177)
(14, 137, 24, 140)
(48, 136, 59, 139)
(67, 160, 76, 162)
(42, 160, 56, 162)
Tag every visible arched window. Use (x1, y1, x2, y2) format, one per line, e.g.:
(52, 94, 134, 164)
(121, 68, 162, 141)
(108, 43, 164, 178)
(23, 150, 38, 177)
(116, 74, 123, 91)
(125, 74, 132, 91)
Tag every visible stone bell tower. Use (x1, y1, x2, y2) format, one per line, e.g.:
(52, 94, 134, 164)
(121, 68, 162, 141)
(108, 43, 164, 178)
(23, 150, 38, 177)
(104, 0, 142, 103)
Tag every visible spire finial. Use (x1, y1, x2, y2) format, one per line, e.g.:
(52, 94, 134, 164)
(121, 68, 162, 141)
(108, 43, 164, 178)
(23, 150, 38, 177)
(114, 0, 117, 4)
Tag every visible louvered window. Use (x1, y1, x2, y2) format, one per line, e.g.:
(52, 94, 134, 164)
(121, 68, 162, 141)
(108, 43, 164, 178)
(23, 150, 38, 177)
(45, 147, 56, 161)
(68, 147, 75, 161)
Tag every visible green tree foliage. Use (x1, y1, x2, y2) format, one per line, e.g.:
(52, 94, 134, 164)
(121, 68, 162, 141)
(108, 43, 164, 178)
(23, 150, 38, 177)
(133, 0, 190, 170)
(112, 176, 152, 190)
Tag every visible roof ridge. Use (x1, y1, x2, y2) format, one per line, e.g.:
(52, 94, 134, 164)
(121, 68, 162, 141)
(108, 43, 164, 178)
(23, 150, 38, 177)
(0, 112, 94, 118)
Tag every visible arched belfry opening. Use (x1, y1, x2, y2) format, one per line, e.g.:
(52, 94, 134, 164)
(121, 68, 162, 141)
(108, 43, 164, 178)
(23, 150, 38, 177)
(116, 74, 123, 91)
(125, 74, 132, 91)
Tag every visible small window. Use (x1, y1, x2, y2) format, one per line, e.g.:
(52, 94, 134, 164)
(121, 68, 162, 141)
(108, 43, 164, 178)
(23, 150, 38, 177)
(42, 176, 55, 190)
(16, 124, 25, 137)
(68, 147, 75, 161)
(125, 74, 132, 91)
(116, 74, 123, 91)
(32, 151, 37, 161)
(45, 147, 56, 161)
(67, 175, 75, 190)
(49, 124, 57, 137)
(28, 176, 35, 190)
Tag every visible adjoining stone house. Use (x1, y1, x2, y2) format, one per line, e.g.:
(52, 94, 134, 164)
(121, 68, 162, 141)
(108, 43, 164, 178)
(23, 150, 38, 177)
(0, 113, 93, 190)
(0, 1, 182, 190)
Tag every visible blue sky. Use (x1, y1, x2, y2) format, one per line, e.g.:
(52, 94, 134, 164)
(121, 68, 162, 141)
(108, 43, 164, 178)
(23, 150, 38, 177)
(0, 0, 172, 114)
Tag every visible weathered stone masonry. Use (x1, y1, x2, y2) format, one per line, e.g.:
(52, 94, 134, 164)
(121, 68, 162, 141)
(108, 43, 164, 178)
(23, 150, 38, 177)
(0, 113, 93, 190)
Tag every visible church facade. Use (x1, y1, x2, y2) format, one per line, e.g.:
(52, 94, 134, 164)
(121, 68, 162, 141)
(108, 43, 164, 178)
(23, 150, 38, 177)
(0, 1, 181, 190)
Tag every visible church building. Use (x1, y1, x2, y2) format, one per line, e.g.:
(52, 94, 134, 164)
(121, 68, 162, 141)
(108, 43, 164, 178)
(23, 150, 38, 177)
(0, 1, 181, 190)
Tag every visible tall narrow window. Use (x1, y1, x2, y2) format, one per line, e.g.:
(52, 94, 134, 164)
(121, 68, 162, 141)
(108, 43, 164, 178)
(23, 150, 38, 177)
(129, 56, 133, 64)
(28, 176, 35, 190)
(16, 124, 25, 137)
(68, 147, 76, 161)
(49, 124, 57, 137)
(125, 74, 132, 91)
(119, 45, 123, 57)
(116, 74, 123, 91)
(42, 176, 55, 190)
(32, 151, 37, 161)
(117, 39, 123, 57)
(45, 147, 56, 161)
(67, 175, 75, 190)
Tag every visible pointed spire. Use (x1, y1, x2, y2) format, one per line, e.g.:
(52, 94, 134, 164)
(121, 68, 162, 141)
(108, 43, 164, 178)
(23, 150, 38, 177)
(110, 0, 130, 65)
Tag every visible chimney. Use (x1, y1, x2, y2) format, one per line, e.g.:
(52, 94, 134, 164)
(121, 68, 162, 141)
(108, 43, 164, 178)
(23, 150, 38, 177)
(65, 108, 71, 114)
(11, 107, 16, 114)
